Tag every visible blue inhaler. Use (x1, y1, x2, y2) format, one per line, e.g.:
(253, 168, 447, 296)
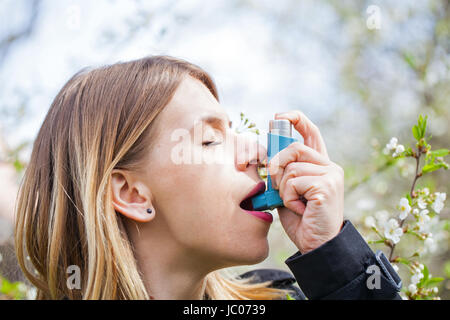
(251, 119, 298, 211)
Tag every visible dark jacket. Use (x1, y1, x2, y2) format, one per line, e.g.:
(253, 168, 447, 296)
(238, 220, 403, 300)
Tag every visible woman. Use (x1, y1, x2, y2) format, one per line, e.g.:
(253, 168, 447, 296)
(14, 55, 402, 300)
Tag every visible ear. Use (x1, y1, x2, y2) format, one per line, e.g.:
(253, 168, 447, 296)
(111, 169, 155, 223)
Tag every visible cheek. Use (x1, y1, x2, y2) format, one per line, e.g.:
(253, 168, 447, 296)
(172, 163, 231, 224)
(148, 146, 269, 263)
(152, 161, 227, 234)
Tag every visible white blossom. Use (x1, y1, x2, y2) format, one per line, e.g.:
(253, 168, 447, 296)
(392, 264, 399, 273)
(436, 191, 446, 202)
(417, 209, 431, 232)
(424, 237, 437, 253)
(18, 283, 27, 292)
(384, 219, 403, 244)
(398, 197, 411, 220)
(364, 216, 376, 228)
(423, 188, 430, 196)
(421, 215, 439, 234)
(408, 284, 417, 294)
(417, 197, 427, 209)
(411, 269, 424, 285)
(26, 287, 37, 300)
(431, 192, 446, 214)
(386, 137, 398, 150)
(392, 144, 405, 157)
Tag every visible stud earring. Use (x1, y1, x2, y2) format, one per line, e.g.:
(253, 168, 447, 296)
(146, 208, 153, 214)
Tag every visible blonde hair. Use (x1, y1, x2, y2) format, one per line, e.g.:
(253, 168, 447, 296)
(14, 55, 294, 300)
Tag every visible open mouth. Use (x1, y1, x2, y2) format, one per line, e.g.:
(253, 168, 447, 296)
(240, 196, 255, 211)
(239, 181, 266, 211)
(239, 181, 273, 223)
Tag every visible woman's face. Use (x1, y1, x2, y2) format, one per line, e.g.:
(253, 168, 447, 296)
(143, 75, 272, 267)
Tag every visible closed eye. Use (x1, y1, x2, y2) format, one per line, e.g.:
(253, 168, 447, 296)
(202, 141, 221, 147)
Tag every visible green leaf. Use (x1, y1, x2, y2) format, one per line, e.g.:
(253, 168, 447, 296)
(421, 115, 428, 137)
(445, 261, 450, 278)
(403, 53, 416, 70)
(417, 114, 423, 133)
(406, 193, 412, 204)
(13, 159, 24, 173)
(424, 277, 444, 288)
(396, 257, 411, 266)
(405, 146, 413, 156)
(422, 163, 446, 173)
(418, 114, 425, 128)
(422, 265, 429, 283)
(431, 149, 450, 157)
(1, 278, 13, 294)
(412, 125, 421, 141)
(444, 220, 450, 232)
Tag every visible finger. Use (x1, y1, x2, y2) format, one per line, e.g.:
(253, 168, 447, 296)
(268, 142, 330, 189)
(275, 110, 329, 159)
(277, 206, 304, 222)
(279, 175, 325, 214)
(278, 162, 327, 196)
(277, 206, 304, 235)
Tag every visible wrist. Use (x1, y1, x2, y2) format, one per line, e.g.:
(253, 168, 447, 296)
(299, 222, 344, 254)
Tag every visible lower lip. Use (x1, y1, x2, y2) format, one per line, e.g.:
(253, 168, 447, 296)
(243, 210, 273, 223)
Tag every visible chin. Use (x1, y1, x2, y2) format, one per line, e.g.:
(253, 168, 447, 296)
(228, 239, 270, 266)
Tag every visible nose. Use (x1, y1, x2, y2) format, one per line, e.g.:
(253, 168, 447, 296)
(235, 133, 267, 172)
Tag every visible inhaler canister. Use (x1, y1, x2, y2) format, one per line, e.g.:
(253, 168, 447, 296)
(251, 119, 298, 211)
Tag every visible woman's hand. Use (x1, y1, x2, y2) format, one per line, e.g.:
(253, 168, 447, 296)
(268, 111, 344, 254)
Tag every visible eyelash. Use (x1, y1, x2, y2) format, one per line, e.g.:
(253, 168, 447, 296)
(202, 141, 221, 147)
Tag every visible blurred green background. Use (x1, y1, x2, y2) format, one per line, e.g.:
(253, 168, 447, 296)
(0, 0, 449, 299)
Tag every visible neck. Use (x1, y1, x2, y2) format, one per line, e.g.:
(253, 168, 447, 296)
(126, 218, 217, 300)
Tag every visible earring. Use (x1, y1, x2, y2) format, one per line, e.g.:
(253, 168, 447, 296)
(146, 208, 153, 214)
